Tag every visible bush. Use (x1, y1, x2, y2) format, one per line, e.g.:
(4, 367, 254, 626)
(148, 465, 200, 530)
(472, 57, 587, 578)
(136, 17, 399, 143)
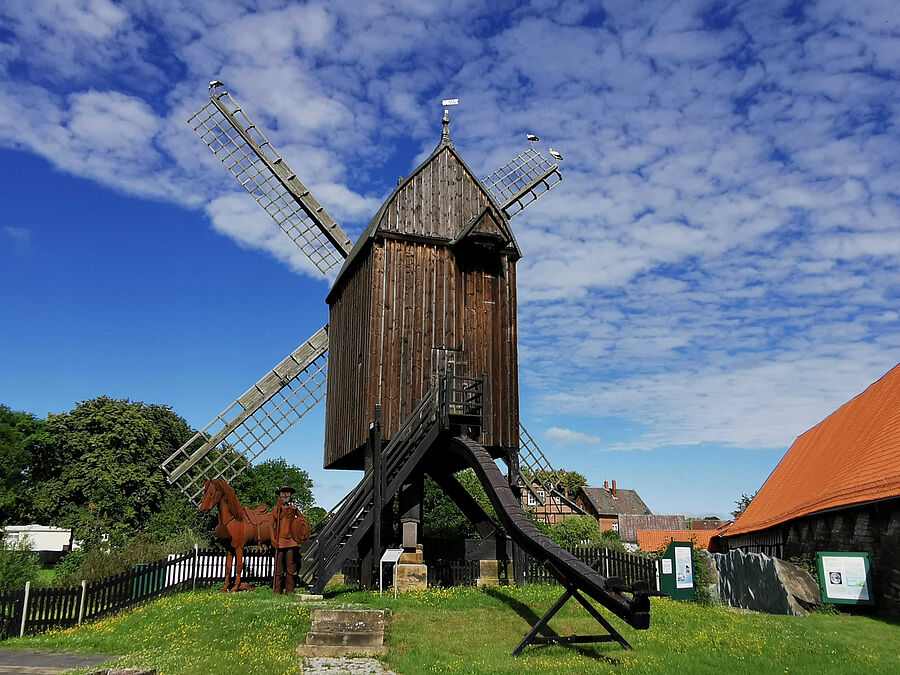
(53, 530, 210, 587)
(692, 547, 714, 606)
(546, 515, 601, 548)
(51, 549, 86, 585)
(544, 516, 628, 551)
(0, 536, 41, 591)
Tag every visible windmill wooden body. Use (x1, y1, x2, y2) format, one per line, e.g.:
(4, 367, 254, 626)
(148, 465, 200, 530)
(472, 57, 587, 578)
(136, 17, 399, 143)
(161, 85, 655, 649)
(325, 123, 521, 471)
(163, 90, 564, 508)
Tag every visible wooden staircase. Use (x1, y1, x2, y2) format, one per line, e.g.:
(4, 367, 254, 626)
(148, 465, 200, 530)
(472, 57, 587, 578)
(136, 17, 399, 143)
(302, 376, 484, 593)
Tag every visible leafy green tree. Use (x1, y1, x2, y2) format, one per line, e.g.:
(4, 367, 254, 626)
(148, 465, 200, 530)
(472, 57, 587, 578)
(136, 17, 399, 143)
(0, 536, 41, 591)
(0, 405, 49, 525)
(531, 469, 588, 497)
(145, 490, 212, 543)
(423, 475, 475, 540)
(28, 397, 194, 545)
(423, 470, 500, 540)
(231, 458, 314, 512)
(305, 506, 327, 529)
(731, 491, 758, 519)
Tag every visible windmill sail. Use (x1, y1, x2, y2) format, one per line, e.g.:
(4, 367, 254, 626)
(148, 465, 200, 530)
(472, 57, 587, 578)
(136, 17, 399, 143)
(188, 91, 353, 274)
(518, 422, 586, 518)
(161, 326, 329, 504)
(482, 147, 562, 218)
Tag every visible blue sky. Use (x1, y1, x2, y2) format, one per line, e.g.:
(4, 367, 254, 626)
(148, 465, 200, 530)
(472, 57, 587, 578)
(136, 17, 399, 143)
(1, 0, 898, 518)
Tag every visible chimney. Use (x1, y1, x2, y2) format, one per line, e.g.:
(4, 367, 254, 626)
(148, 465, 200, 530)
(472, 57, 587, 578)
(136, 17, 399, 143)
(604, 480, 609, 490)
(611, 480, 617, 497)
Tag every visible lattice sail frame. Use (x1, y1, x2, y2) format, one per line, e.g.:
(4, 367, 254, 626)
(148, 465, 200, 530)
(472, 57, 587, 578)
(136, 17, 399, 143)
(518, 422, 586, 520)
(188, 92, 352, 274)
(482, 147, 563, 218)
(162, 326, 329, 504)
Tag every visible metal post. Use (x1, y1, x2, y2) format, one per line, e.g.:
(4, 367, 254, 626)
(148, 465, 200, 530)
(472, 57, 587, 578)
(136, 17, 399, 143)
(656, 559, 661, 592)
(77, 580, 87, 625)
(19, 581, 30, 638)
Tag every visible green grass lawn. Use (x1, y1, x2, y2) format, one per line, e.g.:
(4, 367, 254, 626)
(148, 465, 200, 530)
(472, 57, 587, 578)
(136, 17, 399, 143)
(2, 584, 898, 674)
(34, 567, 56, 587)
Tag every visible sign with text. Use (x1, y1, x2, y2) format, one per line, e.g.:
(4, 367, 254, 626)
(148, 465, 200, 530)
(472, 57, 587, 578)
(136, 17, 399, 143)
(817, 551, 873, 605)
(659, 541, 696, 602)
(674, 545, 694, 589)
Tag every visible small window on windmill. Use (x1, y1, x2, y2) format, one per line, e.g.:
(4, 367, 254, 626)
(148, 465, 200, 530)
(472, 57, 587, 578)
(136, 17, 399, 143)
(451, 207, 510, 272)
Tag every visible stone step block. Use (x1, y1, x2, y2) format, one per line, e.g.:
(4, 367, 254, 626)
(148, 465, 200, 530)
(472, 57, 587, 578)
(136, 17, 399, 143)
(311, 618, 386, 633)
(306, 631, 384, 647)
(310, 609, 384, 627)
(297, 644, 388, 657)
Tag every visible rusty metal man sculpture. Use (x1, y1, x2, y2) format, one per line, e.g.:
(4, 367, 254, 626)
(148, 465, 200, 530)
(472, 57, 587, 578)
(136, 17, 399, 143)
(272, 485, 311, 594)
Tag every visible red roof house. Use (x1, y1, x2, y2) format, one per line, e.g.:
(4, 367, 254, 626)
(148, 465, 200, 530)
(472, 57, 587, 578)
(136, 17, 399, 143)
(724, 362, 900, 615)
(637, 528, 723, 553)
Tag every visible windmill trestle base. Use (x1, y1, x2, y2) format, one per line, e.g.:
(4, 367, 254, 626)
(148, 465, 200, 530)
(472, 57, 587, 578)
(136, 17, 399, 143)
(511, 576, 633, 657)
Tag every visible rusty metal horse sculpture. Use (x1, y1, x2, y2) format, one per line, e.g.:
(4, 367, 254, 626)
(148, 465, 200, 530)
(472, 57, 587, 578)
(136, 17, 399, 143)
(199, 478, 273, 591)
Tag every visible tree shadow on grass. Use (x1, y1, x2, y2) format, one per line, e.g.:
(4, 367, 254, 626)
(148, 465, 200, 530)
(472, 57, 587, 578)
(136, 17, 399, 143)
(481, 586, 625, 665)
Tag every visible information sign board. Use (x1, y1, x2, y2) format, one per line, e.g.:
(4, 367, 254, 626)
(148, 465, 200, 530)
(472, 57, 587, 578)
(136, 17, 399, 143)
(816, 551, 873, 605)
(380, 548, 404, 599)
(674, 545, 694, 589)
(659, 541, 696, 602)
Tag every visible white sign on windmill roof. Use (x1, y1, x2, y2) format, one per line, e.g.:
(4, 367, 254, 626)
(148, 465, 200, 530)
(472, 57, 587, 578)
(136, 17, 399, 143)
(3, 525, 73, 552)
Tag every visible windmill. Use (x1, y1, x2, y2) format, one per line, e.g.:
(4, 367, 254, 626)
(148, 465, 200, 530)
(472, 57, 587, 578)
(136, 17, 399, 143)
(162, 87, 573, 514)
(160, 85, 655, 646)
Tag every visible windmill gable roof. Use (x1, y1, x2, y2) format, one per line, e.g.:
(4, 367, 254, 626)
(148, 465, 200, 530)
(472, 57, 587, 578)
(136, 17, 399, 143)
(727, 362, 900, 537)
(327, 140, 520, 302)
(577, 486, 652, 517)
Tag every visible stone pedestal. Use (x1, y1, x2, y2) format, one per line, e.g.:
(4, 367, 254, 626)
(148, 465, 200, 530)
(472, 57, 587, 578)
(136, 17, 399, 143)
(325, 573, 346, 588)
(395, 544, 427, 591)
(476, 560, 512, 587)
(297, 609, 387, 657)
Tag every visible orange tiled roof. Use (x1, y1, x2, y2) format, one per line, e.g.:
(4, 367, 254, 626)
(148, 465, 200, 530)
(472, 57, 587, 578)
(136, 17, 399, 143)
(637, 529, 718, 552)
(727, 362, 900, 537)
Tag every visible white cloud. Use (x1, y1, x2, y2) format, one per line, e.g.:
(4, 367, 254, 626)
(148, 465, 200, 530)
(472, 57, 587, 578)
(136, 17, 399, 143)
(2, 225, 31, 253)
(1, 0, 899, 458)
(545, 427, 604, 446)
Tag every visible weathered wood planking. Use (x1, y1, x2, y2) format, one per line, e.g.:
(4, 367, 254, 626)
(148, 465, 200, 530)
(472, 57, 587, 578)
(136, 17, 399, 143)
(324, 146, 521, 470)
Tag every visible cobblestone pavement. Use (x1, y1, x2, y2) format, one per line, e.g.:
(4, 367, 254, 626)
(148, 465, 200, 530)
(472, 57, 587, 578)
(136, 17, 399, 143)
(301, 657, 397, 674)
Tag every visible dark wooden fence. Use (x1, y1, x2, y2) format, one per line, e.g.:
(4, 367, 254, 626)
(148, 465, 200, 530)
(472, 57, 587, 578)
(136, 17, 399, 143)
(0, 547, 278, 639)
(0, 590, 24, 640)
(524, 546, 657, 588)
(2, 545, 657, 639)
(427, 559, 480, 587)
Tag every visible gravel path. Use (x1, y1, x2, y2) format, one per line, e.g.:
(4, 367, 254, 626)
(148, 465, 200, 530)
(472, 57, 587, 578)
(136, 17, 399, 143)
(301, 657, 397, 674)
(0, 648, 118, 674)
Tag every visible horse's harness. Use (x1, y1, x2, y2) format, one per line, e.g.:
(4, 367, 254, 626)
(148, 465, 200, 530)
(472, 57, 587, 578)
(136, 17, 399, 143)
(211, 486, 270, 542)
